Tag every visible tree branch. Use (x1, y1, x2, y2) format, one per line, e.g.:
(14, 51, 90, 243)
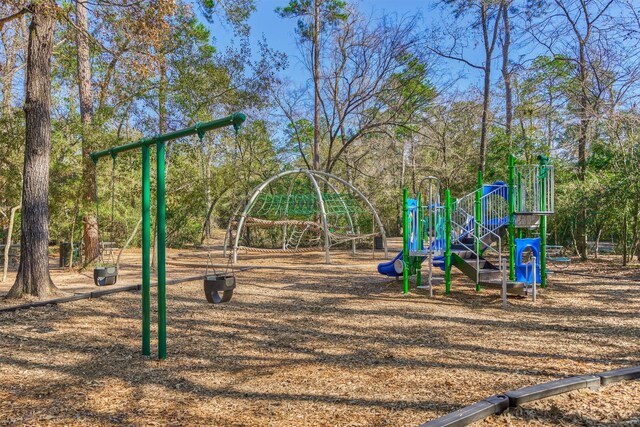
(0, 6, 30, 32)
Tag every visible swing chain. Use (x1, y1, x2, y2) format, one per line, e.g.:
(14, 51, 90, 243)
(108, 153, 117, 265)
(94, 157, 102, 265)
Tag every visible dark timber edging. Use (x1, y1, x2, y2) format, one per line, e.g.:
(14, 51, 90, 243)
(0, 267, 253, 314)
(504, 375, 601, 407)
(417, 395, 509, 427)
(419, 366, 640, 427)
(596, 366, 640, 386)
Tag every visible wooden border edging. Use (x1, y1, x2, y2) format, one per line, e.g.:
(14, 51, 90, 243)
(418, 367, 640, 427)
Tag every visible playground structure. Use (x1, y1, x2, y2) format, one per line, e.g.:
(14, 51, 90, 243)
(379, 154, 554, 296)
(224, 169, 388, 264)
(89, 112, 246, 359)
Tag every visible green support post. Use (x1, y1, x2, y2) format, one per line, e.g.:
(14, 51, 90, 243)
(141, 145, 151, 356)
(157, 142, 167, 360)
(416, 192, 423, 288)
(89, 112, 246, 360)
(402, 188, 409, 294)
(475, 170, 482, 292)
(539, 155, 548, 288)
(508, 154, 516, 281)
(517, 171, 523, 239)
(444, 189, 452, 294)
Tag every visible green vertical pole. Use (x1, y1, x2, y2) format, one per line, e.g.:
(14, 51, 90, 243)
(416, 192, 423, 288)
(141, 145, 151, 356)
(539, 155, 548, 288)
(508, 154, 516, 280)
(475, 170, 482, 292)
(156, 142, 167, 360)
(402, 188, 409, 294)
(445, 189, 452, 294)
(517, 171, 523, 239)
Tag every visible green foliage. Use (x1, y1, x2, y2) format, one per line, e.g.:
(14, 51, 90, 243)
(1, 0, 638, 264)
(276, 0, 348, 40)
(198, 0, 256, 35)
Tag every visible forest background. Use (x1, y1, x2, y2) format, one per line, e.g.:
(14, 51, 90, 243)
(1, 0, 639, 290)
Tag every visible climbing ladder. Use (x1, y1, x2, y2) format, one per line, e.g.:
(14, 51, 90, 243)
(285, 224, 312, 250)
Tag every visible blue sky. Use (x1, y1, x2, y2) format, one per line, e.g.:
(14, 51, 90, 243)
(210, 1, 464, 88)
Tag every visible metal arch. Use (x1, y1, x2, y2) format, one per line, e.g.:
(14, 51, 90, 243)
(314, 174, 357, 254)
(231, 169, 307, 263)
(223, 201, 244, 257)
(228, 169, 388, 262)
(303, 170, 331, 263)
(307, 170, 388, 259)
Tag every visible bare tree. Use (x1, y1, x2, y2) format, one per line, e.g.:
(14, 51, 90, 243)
(501, 0, 513, 149)
(428, 0, 504, 174)
(277, 0, 348, 170)
(526, 0, 627, 259)
(0, 2, 28, 118)
(280, 12, 434, 174)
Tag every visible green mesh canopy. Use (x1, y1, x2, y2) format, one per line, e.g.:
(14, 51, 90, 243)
(252, 193, 369, 220)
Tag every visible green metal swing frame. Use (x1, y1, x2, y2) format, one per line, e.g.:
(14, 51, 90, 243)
(90, 112, 246, 360)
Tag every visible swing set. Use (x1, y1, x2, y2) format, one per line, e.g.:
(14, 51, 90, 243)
(89, 112, 246, 360)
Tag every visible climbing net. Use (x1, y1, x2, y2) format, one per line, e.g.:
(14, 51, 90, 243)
(225, 170, 387, 261)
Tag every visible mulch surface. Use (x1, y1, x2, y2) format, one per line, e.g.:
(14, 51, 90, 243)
(0, 239, 639, 426)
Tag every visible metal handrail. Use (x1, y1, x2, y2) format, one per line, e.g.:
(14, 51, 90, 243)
(514, 164, 555, 214)
(477, 221, 502, 274)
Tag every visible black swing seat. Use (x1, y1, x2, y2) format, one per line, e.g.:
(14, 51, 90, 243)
(204, 274, 235, 304)
(94, 266, 118, 286)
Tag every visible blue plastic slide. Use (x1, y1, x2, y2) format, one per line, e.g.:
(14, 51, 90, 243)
(377, 251, 403, 277)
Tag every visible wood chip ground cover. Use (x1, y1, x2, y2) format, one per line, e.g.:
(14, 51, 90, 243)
(0, 239, 638, 426)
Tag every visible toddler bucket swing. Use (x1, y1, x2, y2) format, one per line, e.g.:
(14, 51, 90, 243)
(93, 153, 118, 286)
(203, 251, 236, 304)
(200, 128, 236, 303)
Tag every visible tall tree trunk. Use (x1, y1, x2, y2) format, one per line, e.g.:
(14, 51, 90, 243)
(575, 42, 589, 260)
(479, 70, 491, 174)
(478, 2, 502, 174)
(7, 1, 59, 298)
(152, 58, 168, 271)
(411, 136, 417, 194)
(312, 0, 321, 170)
(622, 209, 628, 266)
(76, 0, 99, 264)
(2, 205, 20, 283)
(631, 194, 639, 261)
(501, 0, 512, 150)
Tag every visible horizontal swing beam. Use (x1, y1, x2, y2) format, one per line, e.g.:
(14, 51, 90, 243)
(89, 112, 246, 161)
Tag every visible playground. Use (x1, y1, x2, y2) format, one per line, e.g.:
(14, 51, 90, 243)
(1, 236, 639, 426)
(2, 1, 639, 424)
